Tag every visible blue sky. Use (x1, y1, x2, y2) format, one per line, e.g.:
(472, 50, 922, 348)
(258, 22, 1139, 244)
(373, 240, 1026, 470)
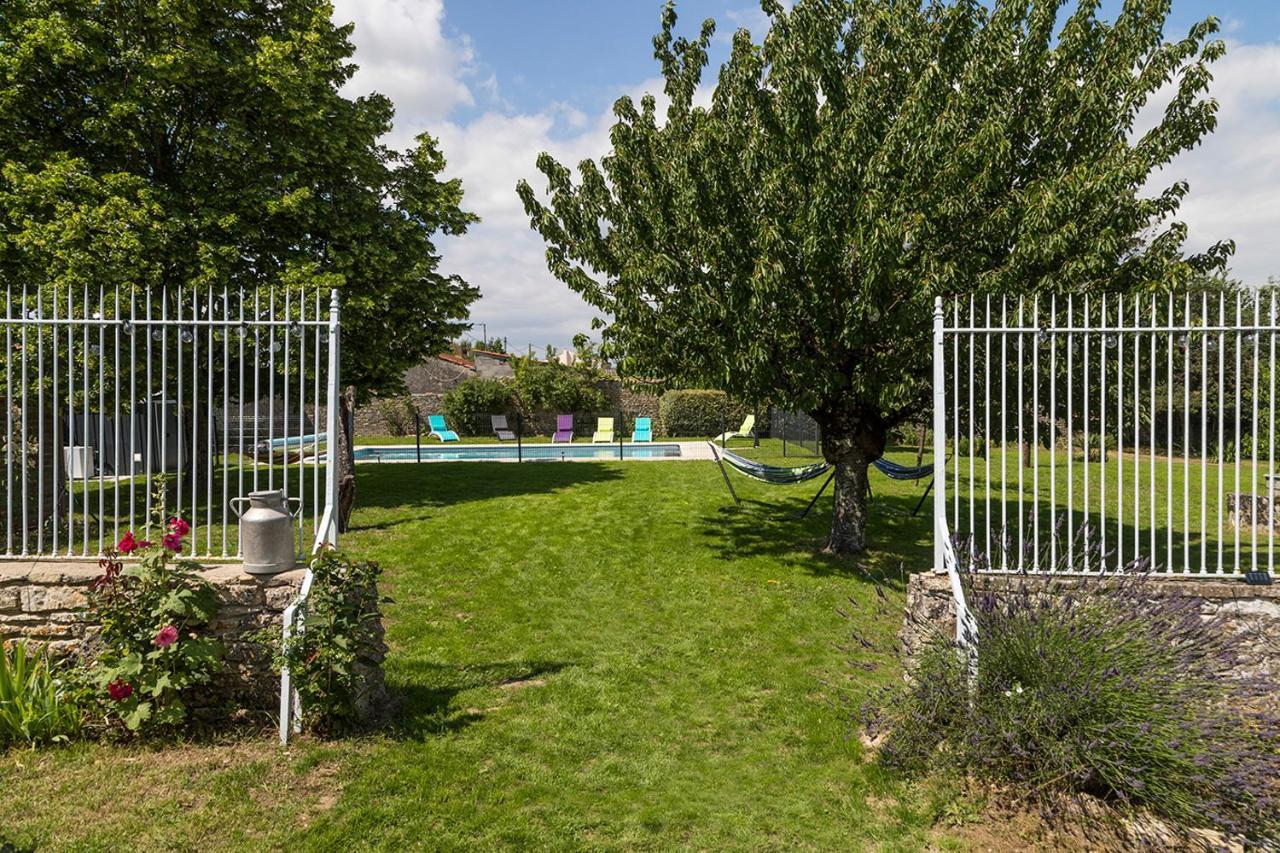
(332, 1, 1280, 353)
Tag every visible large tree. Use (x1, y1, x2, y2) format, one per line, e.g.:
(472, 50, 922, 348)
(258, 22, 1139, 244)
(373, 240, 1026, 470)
(0, 0, 477, 396)
(518, 0, 1233, 553)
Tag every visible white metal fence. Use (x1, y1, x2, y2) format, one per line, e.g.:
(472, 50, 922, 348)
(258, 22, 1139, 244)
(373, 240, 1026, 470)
(933, 291, 1279, 577)
(1, 285, 341, 559)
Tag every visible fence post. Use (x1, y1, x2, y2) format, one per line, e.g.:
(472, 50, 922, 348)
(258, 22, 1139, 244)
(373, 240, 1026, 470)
(414, 410, 421, 463)
(517, 412, 523, 463)
(322, 289, 341, 548)
(618, 410, 624, 460)
(933, 296, 947, 575)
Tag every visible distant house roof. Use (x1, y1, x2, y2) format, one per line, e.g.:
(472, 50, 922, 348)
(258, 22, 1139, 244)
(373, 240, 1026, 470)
(471, 349, 512, 361)
(437, 353, 475, 369)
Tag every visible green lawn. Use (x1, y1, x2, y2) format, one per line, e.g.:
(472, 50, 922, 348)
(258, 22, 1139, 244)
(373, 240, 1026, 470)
(1, 451, 962, 851)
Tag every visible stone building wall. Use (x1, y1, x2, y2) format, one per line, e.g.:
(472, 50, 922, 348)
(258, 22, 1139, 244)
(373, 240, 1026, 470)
(0, 560, 373, 719)
(902, 571, 1280, 681)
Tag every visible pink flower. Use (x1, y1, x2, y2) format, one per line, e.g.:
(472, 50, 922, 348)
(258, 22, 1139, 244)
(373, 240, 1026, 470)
(117, 531, 140, 555)
(162, 532, 182, 552)
(153, 625, 179, 648)
(169, 517, 190, 536)
(107, 679, 133, 701)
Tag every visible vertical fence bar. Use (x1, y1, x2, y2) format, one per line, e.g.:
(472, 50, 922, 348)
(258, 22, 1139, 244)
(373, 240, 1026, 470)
(933, 297, 947, 573)
(322, 290, 341, 546)
(1032, 295, 1040, 571)
(968, 295, 975, 544)
(1218, 291, 1225, 574)
(19, 284, 29, 555)
(81, 284, 89, 555)
(1270, 288, 1276, 574)
(4, 284, 11, 555)
(1148, 295, 1156, 569)
(36, 289, 45, 554)
(1117, 294, 1124, 569)
(221, 288, 230, 557)
(1183, 292, 1190, 572)
(1166, 293, 1173, 573)
(1049, 294, 1057, 570)
(1066, 294, 1073, 569)
(52, 287, 61, 555)
(176, 287, 185, 530)
(1083, 295, 1090, 572)
(207, 288, 216, 555)
(1132, 295, 1140, 566)
(953, 301, 959, 534)
(1095, 295, 1105, 568)
(113, 289, 121, 548)
(1017, 296, 1025, 571)
(1234, 292, 1242, 574)
(984, 295, 991, 556)
(313, 289, 321, 546)
(268, 287, 276, 492)
(252, 289, 260, 497)
(1000, 296, 1008, 570)
(1201, 293, 1209, 573)
(1251, 290, 1260, 573)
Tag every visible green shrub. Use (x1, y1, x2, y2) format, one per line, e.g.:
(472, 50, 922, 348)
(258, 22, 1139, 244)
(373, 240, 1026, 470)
(442, 378, 514, 434)
(0, 641, 82, 747)
(658, 390, 751, 437)
(260, 548, 384, 736)
(375, 395, 418, 436)
(510, 360, 606, 417)
(856, 570, 1280, 843)
(85, 482, 224, 733)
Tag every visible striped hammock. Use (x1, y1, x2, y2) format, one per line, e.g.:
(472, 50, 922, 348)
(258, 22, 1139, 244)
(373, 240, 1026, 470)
(713, 445, 933, 485)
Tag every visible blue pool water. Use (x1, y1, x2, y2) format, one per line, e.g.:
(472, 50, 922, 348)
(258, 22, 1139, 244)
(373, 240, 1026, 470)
(352, 443, 682, 462)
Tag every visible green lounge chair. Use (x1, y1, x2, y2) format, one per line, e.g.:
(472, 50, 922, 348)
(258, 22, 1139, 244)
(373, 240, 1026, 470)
(714, 414, 755, 443)
(592, 417, 614, 443)
(427, 414, 459, 442)
(631, 417, 652, 442)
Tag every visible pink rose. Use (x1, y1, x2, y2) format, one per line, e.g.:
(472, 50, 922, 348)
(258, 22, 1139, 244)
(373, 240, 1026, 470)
(169, 517, 190, 536)
(117, 531, 139, 554)
(153, 625, 179, 648)
(107, 679, 133, 701)
(162, 532, 182, 552)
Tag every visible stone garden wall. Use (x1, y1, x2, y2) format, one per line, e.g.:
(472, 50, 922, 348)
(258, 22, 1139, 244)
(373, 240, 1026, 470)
(902, 571, 1280, 681)
(0, 560, 379, 721)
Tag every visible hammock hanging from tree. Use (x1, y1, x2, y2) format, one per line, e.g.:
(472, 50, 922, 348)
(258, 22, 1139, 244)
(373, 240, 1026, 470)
(707, 442, 935, 518)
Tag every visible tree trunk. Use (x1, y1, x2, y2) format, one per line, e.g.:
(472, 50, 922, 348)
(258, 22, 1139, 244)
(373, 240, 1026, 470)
(337, 385, 356, 533)
(827, 452, 871, 553)
(815, 407, 887, 555)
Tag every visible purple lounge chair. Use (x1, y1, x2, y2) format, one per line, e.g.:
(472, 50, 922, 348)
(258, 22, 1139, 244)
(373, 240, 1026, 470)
(553, 414, 574, 443)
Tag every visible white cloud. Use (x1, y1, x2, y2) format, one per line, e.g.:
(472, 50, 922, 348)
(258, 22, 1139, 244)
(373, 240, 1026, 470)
(1147, 41, 1280, 283)
(331, 0, 481, 150)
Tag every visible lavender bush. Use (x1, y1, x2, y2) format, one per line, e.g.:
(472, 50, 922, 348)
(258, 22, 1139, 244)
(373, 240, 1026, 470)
(856, 546, 1280, 842)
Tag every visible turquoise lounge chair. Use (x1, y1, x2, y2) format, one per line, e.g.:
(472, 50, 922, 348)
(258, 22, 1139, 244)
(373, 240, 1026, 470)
(427, 414, 459, 442)
(631, 417, 652, 443)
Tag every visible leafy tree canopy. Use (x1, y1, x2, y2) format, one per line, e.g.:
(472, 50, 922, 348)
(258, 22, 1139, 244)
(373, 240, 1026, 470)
(518, 0, 1232, 552)
(0, 0, 477, 395)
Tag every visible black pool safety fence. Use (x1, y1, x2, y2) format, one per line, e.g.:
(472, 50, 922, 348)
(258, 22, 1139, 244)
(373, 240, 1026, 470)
(409, 410, 658, 462)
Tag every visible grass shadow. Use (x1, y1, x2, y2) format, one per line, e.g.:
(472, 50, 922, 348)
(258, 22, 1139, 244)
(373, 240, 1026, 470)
(352, 462, 625, 513)
(386, 660, 573, 739)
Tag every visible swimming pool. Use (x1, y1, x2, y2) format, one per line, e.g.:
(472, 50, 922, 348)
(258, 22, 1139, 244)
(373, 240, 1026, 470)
(351, 443, 683, 462)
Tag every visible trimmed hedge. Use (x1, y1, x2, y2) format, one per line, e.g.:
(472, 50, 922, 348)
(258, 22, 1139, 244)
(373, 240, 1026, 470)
(658, 390, 752, 438)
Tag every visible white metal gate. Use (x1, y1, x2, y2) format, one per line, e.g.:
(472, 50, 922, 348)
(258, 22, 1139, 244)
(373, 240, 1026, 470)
(933, 291, 1277, 577)
(1, 285, 341, 559)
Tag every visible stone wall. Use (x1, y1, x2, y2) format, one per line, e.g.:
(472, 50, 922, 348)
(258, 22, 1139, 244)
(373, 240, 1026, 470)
(902, 571, 1280, 681)
(2, 560, 307, 718)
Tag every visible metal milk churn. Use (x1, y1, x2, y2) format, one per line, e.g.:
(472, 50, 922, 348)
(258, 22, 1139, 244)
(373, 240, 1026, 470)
(230, 489, 300, 575)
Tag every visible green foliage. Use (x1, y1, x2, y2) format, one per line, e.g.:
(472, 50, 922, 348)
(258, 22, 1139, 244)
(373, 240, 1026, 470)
(0, 0, 478, 396)
(375, 396, 419, 437)
(263, 549, 383, 736)
(859, 575, 1280, 843)
(518, 0, 1232, 551)
(85, 483, 223, 732)
(658, 389, 750, 437)
(0, 641, 83, 747)
(442, 378, 515, 433)
(510, 358, 607, 416)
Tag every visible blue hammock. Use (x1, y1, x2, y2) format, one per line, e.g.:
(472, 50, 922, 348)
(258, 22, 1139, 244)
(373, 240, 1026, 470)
(872, 458, 934, 481)
(709, 443, 935, 518)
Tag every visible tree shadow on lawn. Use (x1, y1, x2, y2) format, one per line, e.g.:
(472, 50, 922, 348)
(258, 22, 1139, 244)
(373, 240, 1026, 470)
(349, 462, 624, 513)
(699, 488, 929, 585)
(386, 659, 573, 739)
